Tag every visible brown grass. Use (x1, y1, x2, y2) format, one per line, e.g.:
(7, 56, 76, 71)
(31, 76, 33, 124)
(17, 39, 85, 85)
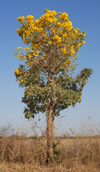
(0, 120, 100, 171)
(0, 135, 100, 171)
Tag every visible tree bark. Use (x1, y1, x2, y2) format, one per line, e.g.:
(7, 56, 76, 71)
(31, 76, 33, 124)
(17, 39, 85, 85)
(46, 73, 55, 164)
(46, 105, 54, 162)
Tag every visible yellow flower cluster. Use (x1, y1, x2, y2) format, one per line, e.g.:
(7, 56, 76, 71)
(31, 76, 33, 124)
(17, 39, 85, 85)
(17, 16, 25, 23)
(24, 72, 29, 77)
(67, 59, 71, 64)
(60, 47, 66, 54)
(83, 33, 86, 37)
(14, 69, 21, 76)
(62, 21, 72, 30)
(56, 22, 62, 27)
(24, 47, 30, 51)
(49, 41, 52, 45)
(53, 35, 61, 43)
(42, 9, 57, 18)
(83, 78, 87, 84)
(70, 49, 75, 55)
(17, 28, 22, 34)
(27, 54, 32, 60)
(34, 51, 39, 56)
(77, 40, 85, 48)
(26, 15, 34, 20)
(59, 12, 68, 21)
(15, 9, 86, 71)
(39, 10, 57, 26)
(17, 47, 22, 50)
(41, 54, 46, 60)
(51, 28, 55, 34)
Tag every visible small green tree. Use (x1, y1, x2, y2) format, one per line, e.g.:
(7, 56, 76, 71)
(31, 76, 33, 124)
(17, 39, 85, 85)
(14, 9, 93, 162)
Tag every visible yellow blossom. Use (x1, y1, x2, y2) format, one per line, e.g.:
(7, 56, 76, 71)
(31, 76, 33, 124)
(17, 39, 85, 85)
(77, 42, 82, 47)
(34, 51, 39, 56)
(43, 54, 46, 57)
(57, 22, 62, 27)
(70, 49, 75, 55)
(34, 19, 39, 26)
(28, 54, 32, 60)
(82, 40, 85, 44)
(67, 59, 71, 64)
(24, 72, 29, 77)
(17, 28, 22, 34)
(14, 69, 20, 76)
(26, 15, 34, 20)
(61, 47, 66, 54)
(17, 16, 25, 23)
(14, 51, 17, 54)
(62, 21, 72, 30)
(17, 47, 22, 50)
(53, 35, 61, 43)
(42, 54, 46, 60)
(83, 79, 87, 84)
(25, 47, 30, 50)
(21, 79, 24, 82)
(15, 9, 86, 74)
(51, 28, 55, 33)
(83, 33, 86, 37)
(59, 12, 68, 21)
(49, 41, 52, 45)
(74, 30, 78, 35)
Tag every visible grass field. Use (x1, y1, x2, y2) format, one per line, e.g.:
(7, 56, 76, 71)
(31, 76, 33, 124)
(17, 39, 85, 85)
(0, 121, 100, 172)
(0, 135, 100, 172)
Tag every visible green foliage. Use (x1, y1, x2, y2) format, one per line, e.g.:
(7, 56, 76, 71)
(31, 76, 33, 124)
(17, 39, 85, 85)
(20, 67, 93, 119)
(53, 141, 60, 159)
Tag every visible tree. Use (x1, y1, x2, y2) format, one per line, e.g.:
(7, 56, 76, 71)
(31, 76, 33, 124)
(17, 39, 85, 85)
(14, 9, 93, 162)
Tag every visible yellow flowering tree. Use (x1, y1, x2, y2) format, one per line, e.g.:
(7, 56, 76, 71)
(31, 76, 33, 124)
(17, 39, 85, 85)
(14, 9, 92, 162)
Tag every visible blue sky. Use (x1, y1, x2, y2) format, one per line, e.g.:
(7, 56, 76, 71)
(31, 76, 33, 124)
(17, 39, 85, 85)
(0, 0, 100, 133)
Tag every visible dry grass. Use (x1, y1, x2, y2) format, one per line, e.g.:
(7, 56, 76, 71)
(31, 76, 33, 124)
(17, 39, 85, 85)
(0, 136, 47, 165)
(0, 136, 100, 171)
(0, 162, 99, 172)
(0, 121, 100, 171)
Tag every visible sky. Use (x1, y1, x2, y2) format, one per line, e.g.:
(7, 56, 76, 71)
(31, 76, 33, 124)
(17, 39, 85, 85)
(0, 0, 100, 134)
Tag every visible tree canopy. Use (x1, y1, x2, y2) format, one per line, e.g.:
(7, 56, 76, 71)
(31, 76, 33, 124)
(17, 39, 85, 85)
(14, 9, 93, 119)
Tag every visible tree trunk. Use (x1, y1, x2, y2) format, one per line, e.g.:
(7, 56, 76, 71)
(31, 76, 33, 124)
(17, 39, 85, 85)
(46, 73, 55, 164)
(46, 105, 54, 163)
